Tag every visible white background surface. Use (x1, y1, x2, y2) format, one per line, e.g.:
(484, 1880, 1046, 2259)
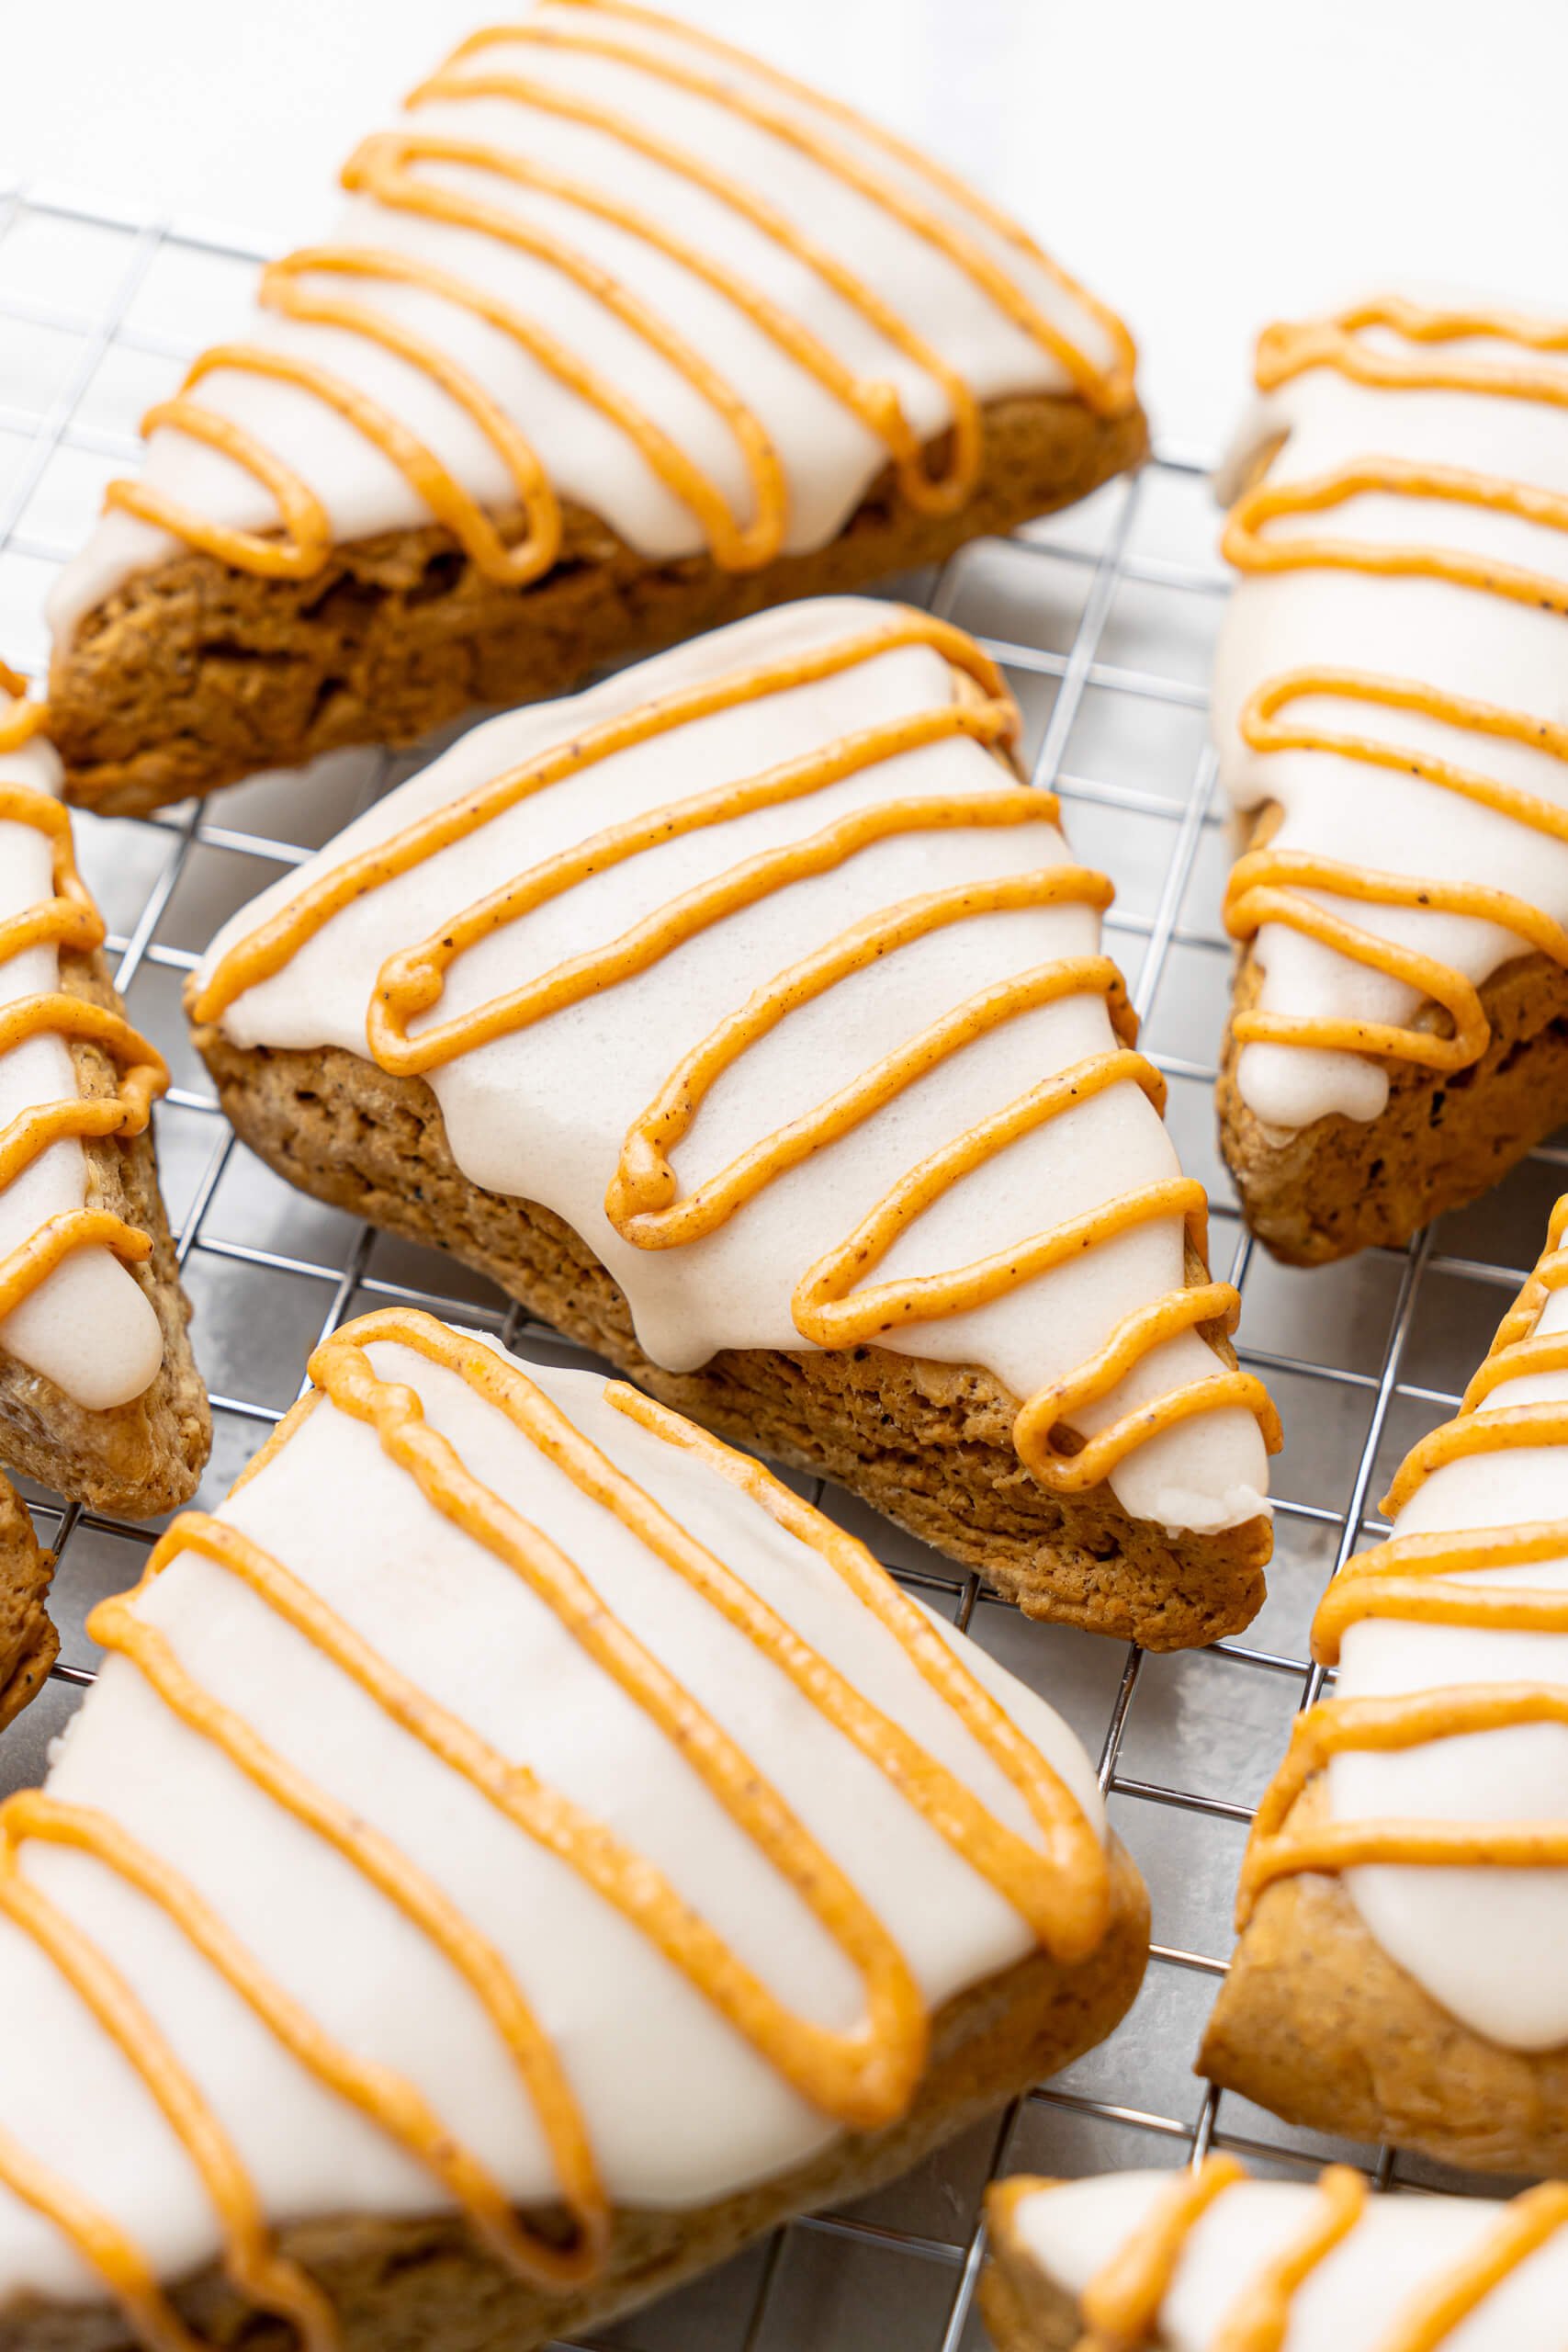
(2, 0, 1563, 453)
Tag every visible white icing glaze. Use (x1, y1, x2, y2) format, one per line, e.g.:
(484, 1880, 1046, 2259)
(0, 1322, 1111, 2306)
(1005, 2172, 1568, 2351)
(197, 596, 1270, 1535)
(47, 0, 1122, 645)
(1211, 298, 1568, 1132)
(0, 702, 162, 1411)
(1323, 1252, 1568, 2050)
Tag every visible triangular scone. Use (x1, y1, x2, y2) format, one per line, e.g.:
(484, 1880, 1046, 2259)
(0, 676, 209, 1517)
(981, 2163, 1568, 2352)
(188, 598, 1277, 1649)
(1212, 294, 1568, 1264)
(45, 4, 1146, 821)
(1201, 1191, 1568, 2173)
(0, 1306, 1147, 2349)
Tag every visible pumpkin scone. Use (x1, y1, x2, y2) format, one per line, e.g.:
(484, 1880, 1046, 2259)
(1212, 293, 1568, 1264)
(0, 673, 207, 1518)
(45, 0, 1146, 819)
(980, 2159, 1568, 2351)
(187, 598, 1277, 1650)
(1201, 1189, 1568, 2173)
(0, 1306, 1148, 2351)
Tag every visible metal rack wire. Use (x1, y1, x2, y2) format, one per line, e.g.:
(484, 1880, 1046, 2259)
(0, 182, 1546, 2352)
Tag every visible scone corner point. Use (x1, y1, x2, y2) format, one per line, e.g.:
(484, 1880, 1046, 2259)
(1201, 1185, 1568, 2176)
(186, 597, 1279, 1652)
(46, 2, 1147, 818)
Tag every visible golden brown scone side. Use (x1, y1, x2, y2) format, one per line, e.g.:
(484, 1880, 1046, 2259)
(192, 1021, 1269, 1650)
(1219, 875, 1568, 1267)
(0, 1842, 1146, 2352)
(1198, 1779, 1568, 2176)
(0, 945, 209, 1518)
(978, 2255, 1080, 2352)
(0, 1481, 55, 1732)
(51, 393, 1147, 819)
(978, 2256, 1077, 2352)
(979, 2184, 1091, 2352)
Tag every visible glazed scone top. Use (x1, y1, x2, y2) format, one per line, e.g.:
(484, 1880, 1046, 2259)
(1240, 1190, 1568, 2050)
(48, 0, 1135, 645)
(0, 1308, 1118, 2326)
(0, 678, 165, 1409)
(995, 2164, 1568, 2350)
(1211, 293, 1568, 1135)
(194, 597, 1275, 1536)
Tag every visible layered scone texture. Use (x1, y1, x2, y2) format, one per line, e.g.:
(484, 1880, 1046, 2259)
(189, 598, 1276, 1648)
(982, 2160, 1568, 2351)
(1201, 1189, 1568, 2172)
(47, 0, 1145, 816)
(0, 678, 207, 1518)
(1213, 294, 1568, 1262)
(0, 1306, 1147, 2351)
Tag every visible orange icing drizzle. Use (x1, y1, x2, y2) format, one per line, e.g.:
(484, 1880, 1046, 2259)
(364, 771, 1043, 1075)
(1207, 2166, 1365, 2352)
(190, 615, 998, 1019)
(0, 1817, 338, 2352)
(103, 2, 1132, 584)
(0, 666, 46, 757)
(1220, 296, 1568, 1079)
(1239, 1193, 1568, 1918)
(0, 1305, 1109, 2341)
(194, 616, 1278, 1495)
(1038, 2158, 1567, 2351)
(1254, 296, 1568, 412)
(0, 701, 168, 1327)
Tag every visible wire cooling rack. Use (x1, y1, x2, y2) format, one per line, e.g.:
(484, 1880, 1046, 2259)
(0, 181, 1551, 2352)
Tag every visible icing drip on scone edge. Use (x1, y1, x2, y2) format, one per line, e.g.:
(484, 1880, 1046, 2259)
(49, 0, 1136, 644)
(0, 676, 164, 1408)
(1212, 293, 1568, 1134)
(1238, 1191, 1568, 2048)
(996, 2164, 1568, 2351)
(0, 1308, 1118, 2327)
(193, 598, 1277, 1537)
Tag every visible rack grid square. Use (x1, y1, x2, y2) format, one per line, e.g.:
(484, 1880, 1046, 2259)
(0, 182, 1539, 2352)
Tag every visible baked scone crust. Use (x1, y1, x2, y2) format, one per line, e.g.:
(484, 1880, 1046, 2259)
(51, 394, 1146, 820)
(0, 1841, 1146, 2352)
(0, 943, 209, 1519)
(0, 945, 208, 1514)
(0, 1481, 55, 1733)
(1198, 1781, 1568, 2177)
(1220, 922, 1568, 1269)
(193, 1022, 1269, 1650)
